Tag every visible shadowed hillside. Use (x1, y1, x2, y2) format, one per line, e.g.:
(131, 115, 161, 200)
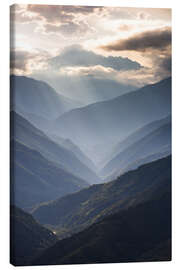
(32, 156, 171, 239)
(32, 190, 171, 265)
(10, 205, 57, 266)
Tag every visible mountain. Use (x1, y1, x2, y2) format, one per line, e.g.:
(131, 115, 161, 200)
(103, 115, 171, 166)
(11, 140, 89, 209)
(105, 145, 171, 183)
(48, 134, 97, 172)
(11, 111, 100, 184)
(32, 191, 171, 265)
(53, 77, 171, 161)
(44, 76, 136, 104)
(10, 75, 82, 120)
(101, 118, 171, 179)
(10, 205, 57, 266)
(32, 156, 171, 239)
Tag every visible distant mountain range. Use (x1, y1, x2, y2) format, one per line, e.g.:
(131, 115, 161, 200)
(53, 77, 171, 162)
(32, 156, 171, 239)
(104, 115, 171, 166)
(10, 75, 171, 170)
(10, 73, 172, 265)
(10, 75, 83, 131)
(10, 205, 57, 266)
(36, 75, 136, 105)
(47, 133, 97, 173)
(11, 111, 100, 185)
(11, 140, 89, 209)
(100, 116, 171, 180)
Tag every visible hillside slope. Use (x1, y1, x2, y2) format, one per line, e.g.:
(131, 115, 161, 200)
(32, 156, 171, 239)
(11, 140, 89, 209)
(103, 115, 171, 166)
(10, 205, 57, 266)
(101, 120, 171, 179)
(10, 75, 82, 119)
(11, 111, 100, 184)
(54, 78, 171, 153)
(32, 191, 171, 265)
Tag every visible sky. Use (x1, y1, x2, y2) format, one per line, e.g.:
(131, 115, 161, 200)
(10, 4, 171, 97)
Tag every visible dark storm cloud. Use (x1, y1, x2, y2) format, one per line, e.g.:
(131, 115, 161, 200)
(101, 27, 171, 52)
(49, 45, 142, 71)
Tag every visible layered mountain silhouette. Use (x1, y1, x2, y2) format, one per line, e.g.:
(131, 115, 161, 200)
(10, 74, 172, 265)
(53, 78, 171, 161)
(100, 116, 171, 180)
(32, 189, 171, 265)
(10, 75, 82, 119)
(11, 111, 100, 184)
(32, 156, 171, 239)
(11, 140, 89, 209)
(104, 115, 171, 166)
(47, 133, 97, 173)
(41, 75, 135, 105)
(10, 205, 57, 266)
(104, 146, 171, 183)
(10, 75, 83, 133)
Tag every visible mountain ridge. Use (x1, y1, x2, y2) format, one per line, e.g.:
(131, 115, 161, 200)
(32, 156, 171, 240)
(53, 77, 171, 160)
(11, 111, 100, 184)
(32, 190, 171, 265)
(11, 139, 89, 209)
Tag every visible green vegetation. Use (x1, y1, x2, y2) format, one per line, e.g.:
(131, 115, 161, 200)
(32, 156, 171, 239)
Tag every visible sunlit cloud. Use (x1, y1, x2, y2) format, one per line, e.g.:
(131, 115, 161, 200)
(49, 45, 142, 71)
(10, 49, 50, 75)
(10, 4, 171, 88)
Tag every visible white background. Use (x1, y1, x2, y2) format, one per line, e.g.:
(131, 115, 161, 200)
(0, 0, 179, 269)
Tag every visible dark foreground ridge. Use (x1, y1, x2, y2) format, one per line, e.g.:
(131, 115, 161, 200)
(32, 190, 171, 265)
(32, 156, 171, 240)
(10, 205, 57, 266)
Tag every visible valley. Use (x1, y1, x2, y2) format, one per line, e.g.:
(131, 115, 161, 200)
(10, 75, 172, 265)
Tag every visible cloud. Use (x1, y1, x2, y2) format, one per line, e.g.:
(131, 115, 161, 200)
(10, 50, 32, 73)
(106, 7, 171, 22)
(59, 65, 115, 78)
(43, 21, 93, 36)
(27, 5, 103, 20)
(49, 45, 142, 71)
(100, 27, 171, 52)
(10, 4, 40, 24)
(158, 56, 171, 72)
(27, 5, 74, 24)
(10, 46, 142, 77)
(25, 5, 103, 26)
(58, 65, 150, 87)
(151, 54, 171, 82)
(119, 24, 133, 32)
(10, 49, 50, 75)
(12, 5, 102, 37)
